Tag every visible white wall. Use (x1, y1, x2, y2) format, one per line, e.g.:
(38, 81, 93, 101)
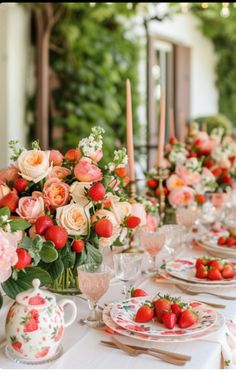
(0, 3, 30, 168)
(147, 12, 218, 119)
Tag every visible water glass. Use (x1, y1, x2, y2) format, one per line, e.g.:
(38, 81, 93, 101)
(159, 224, 186, 259)
(139, 228, 165, 275)
(113, 252, 143, 299)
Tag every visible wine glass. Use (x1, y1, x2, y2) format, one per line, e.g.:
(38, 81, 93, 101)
(113, 252, 143, 299)
(176, 204, 200, 242)
(159, 224, 186, 259)
(77, 263, 110, 327)
(139, 228, 165, 275)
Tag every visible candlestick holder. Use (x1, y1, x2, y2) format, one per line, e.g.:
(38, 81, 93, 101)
(128, 180, 137, 200)
(154, 167, 169, 226)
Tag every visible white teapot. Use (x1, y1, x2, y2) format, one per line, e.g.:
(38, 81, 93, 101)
(5, 279, 77, 362)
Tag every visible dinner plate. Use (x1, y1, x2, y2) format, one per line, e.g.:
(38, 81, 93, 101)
(165, 258, 236, 285)
(198, 239, 236, 259)
(103, 304, 224, 343)
(110, 297, 217, 337)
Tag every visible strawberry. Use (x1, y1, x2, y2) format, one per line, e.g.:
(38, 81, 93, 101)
(204, 159, 215, 169)
(222, 264, 235, 279)
(126, 216, 141, 229)
(153, 297, 171, 323)
(187, 152, 197, 158)
(162, 312, 177, 329)
(196, 264, 208, 279)
(208, 259, 223, 271)
(44, 225, 68, 249)
(35, 215, 54, 235)
(225, 237, 236, 247)
(95, 219, 113, 238)
(197, 148, 211, 157)
(88, 183, 106, 201)
(134, 304, 154, 323)
(123, 176, 130, 187)
(10, 337, 22, 352)
(196, 258, 209, 268)
(155, 187, 168, 197)
(194, 139, 202, 148)
(14, 248, 32, 270)
(65, 148, 81, 162)
(13, 178, 28, 193)
(72, 239, 85, 253)
(217, 236, 227, 246)
(169, 136, 178, 145)
(115, 167, 127, 178)
(195, 194, 206, 204)
(147, 179, 158, 189)
(131, 288, 148, 297)
(171, 303, 182, 320)
(23, 317, 38, 332)
(207, 267, 222, 281)
(221, 175, 233, 184)
(28, 295, 45, 306)
(35, 347, 50, 359)
(212, 167, 222, 177)
(0, 192, 19, 213)
(178, 309, 197, 328)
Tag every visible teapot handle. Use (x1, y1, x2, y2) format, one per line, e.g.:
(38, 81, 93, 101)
(59, 299, 77, 328)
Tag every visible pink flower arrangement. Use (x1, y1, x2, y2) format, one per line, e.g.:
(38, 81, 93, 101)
(0, 230, 18, 283)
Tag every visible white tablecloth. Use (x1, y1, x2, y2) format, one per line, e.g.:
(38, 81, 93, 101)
(0, 244, 236, 369)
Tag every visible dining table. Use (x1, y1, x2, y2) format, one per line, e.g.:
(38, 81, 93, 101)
(0, 238, 236, 369)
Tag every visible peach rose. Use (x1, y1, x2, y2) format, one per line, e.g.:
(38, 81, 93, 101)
(74, 157, 102, 182)
(166, 174, 186, 191)
(43, 178, 70, 210)
(0, 181, 11, 199)
(56, 203, 90, 236)
(17, 150, 52, 183)
(176, 166, 201, 186)
(111, 201, 132, 224)
(47, 166, 71, 180)
(143, 213, 159, 232)
(131, 203, 147, 226)
(90, 149, 103, 163)
(0, 165, 19, 183)
(168, 186, 195, 207)
(92, 209, 120, 248)
(49, 150, 63, 166)
(0, 229, 18, 282)
(16, 192, 44, 223)
(70, 181, 91, 207)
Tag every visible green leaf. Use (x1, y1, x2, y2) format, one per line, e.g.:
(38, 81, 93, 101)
(2, 267, 52, 299)
(0, 292, 3, 309)
(86, 242, 102, 265)
(32, 235, 44, 249)
(59, 243, 75, 269)
(0, 207, 10, 218)
(9, 219, 31, 232)
(21, 236, 33, 249)
(40, 245, 58, 263)
(39, 259, 64, 280)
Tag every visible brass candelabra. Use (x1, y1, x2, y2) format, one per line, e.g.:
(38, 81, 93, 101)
(154, 167, 169, 226)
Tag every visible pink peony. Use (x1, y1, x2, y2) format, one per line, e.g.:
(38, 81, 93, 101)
(43, 178, 70, 210)
(176, 166, 201, 186)
(16, 192, 44, 223)
(74, 157, 102, 182)
(47, 166, 71, 180)
(168, 186, 195, 207)
(49, 150, 63, 166)
(0, 230, 18, 283)
(131, 203, 147, 226)
(166, 174, 186, 191)
(0, 165, 19, 183)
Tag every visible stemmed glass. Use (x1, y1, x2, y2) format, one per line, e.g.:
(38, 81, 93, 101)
(77, 263, 110, 327)
(113, 252, 143, 299)
(139, 228, 165, 275)
(176, 204, 200, 242)
(159, 224, 186, 259)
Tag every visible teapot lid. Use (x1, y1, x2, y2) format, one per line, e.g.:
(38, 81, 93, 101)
(16, 279, 55, 307)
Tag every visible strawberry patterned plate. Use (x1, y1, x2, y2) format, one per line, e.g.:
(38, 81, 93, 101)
(110, 298, 217, 337)
(103, 304, 224, 343)
(198, 232, 236, 259)
(165, 259, 236, 285)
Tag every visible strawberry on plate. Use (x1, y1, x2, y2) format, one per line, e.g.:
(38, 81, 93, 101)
(171, 303, 182, 320)
(207, 267, 222, 281)
(222, 264, 235, 279)
(208, 259, 223, 271)
(196, 264, 208, 279)
(178, 309, 197, 329)
(134, 303, 154, 323)
(162, 312, 177, 329)
(131, 288, 148, 297)
(153, 296, 171, 323)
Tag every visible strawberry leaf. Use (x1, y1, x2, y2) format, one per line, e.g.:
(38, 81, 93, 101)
(9, 219, 31, 232)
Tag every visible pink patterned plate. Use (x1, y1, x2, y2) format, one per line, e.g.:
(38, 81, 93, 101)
(103, 304, 224, 343)
(110, 298, 217, 337)
(199, 231, 236, 259)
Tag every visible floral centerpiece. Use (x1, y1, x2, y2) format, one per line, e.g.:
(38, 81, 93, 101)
(0, 127, 146, 300)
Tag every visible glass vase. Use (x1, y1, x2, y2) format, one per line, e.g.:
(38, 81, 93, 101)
(48, 267, 81, 295)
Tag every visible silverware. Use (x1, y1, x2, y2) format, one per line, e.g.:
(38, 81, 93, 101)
(101, 337, 187, 366)
(175, 284, 236, 300)
(101, 340, 191, 361)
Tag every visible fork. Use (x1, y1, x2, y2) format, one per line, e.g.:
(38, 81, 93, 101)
(175, 285, 236, 300)
(108, 337, 186, 366)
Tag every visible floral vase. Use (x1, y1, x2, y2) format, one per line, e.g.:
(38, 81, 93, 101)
(48, 268, 81, 295)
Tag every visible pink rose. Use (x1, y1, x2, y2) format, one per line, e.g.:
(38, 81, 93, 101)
(0, 230, 18, 282)
(49, 150, 63, 166)
(90, 149, 103, 163)
(176, 166, 201, 186)
(0, 181, 11, 199)
(16, 192, 44, 223)
(166, 174, 186, 191)
(43, 178, 70, 210)
(0, 165, 19, 183)
(74, 157, 102, 182)
(47, 166, 71, 180)
(131, 203, 147, 226)
(168, 186, 195, 207)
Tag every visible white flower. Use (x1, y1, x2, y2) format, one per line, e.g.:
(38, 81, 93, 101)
(210, 127, 224, 143)
(79, 127, 104, 158)
(185, 158, 202, 173)
(195, 176, 216, 194)
(17, 149, 52, 183)
(169, 144, 188, 165)
(70, 181, 91, 207)
(56, 203, 90, 236)
(212, 146, 229, 163)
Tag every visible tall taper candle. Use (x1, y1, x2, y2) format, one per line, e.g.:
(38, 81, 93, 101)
(157, 89, 166, 168)
(169, 107, 175, 138)
(126, 79, 135, 182)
